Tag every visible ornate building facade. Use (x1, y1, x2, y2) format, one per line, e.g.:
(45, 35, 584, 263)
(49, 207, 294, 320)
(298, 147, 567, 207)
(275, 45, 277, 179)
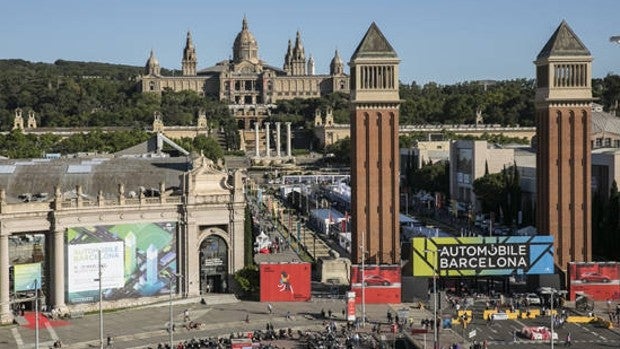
(138, 17, 349, 130)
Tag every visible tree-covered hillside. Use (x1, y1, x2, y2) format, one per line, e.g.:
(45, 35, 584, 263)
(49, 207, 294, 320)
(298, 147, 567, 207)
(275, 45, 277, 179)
(1, 59, 619, 132)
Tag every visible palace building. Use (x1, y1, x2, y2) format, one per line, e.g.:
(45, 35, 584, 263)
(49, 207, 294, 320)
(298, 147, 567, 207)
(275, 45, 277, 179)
(138, 16, 349, 130)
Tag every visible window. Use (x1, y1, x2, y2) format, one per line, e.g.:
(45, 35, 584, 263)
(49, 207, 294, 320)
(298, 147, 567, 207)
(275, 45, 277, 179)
(595, 138, 603, 147)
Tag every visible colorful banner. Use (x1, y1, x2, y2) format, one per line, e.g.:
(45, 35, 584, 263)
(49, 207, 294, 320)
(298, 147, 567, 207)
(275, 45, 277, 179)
(13, 263, 42, 292)
(568, 262, 620, 301)
(346, 291, 356, 321)
(350, 264, 401, 304)
(260, 263, 311, 302)
(412, 236, 554, 276)
(66, 222, 176, 304)
(68, 242, 125, 292)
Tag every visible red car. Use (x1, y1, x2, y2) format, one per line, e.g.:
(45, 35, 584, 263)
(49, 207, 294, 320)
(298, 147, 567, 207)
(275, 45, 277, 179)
(363, 274, 391, 287)
(580, 271, 610, 283)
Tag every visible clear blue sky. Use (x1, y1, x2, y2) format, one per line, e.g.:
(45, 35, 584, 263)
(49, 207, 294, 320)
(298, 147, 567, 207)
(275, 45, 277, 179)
(1, 0, 618, 84)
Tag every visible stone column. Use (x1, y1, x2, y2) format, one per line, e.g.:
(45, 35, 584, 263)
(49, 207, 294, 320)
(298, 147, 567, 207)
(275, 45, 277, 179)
(286, 122, 292, 157)
(53, 230, 66, 309)
(265, 123, 271, 158)
(275, 122, 282, 158)
(254, 122, 260, 157)
(0, 233, 10, 323)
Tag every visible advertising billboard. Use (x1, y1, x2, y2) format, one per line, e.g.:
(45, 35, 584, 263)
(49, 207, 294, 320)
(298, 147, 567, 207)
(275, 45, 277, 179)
(259, 262, 311, 302)
(412, 236, 554, 277)
(66, 222, 176, 304)
(350, 264, 401, 304)
(68, 242, 125, 292)
(568, 262, 620, 301)
(13, 263, 42, 292)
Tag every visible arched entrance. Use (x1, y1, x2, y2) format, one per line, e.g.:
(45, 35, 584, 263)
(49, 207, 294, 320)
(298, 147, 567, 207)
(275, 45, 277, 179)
(199, 235, 229, 294)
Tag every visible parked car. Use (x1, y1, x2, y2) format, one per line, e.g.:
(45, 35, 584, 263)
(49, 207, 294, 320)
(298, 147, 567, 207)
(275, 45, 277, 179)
(525, 293, 542, 305)
(580, 271, 611, 283)
(521, 326, 558, 341)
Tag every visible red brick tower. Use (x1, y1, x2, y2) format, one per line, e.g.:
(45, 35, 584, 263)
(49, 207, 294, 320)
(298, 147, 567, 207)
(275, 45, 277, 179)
(349, 23, 401, 264)
(535, 21, 593, 270)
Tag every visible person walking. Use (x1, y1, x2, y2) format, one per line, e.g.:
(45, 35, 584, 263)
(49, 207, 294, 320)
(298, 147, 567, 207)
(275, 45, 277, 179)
(267, 303, 273, 314)
(565, 332, 571, 347)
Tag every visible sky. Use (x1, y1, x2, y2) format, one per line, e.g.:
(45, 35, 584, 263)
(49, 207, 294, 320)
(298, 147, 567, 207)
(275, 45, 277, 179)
(1, 0, 618, 85)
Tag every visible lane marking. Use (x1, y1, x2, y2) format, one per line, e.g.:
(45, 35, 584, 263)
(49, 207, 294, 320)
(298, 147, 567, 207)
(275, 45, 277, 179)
(574, 322, 607, 341)
(45, 322, 59, 340)
(11, 327, 23, 348)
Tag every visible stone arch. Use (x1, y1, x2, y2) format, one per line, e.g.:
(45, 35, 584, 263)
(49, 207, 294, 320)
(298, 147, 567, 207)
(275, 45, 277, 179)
(197, 227, 230, 294)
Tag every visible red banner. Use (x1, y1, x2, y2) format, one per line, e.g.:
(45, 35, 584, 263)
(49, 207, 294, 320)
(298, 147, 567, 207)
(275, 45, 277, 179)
(346, 291, 356, 321)
(260, 262, 311, 302)
(568, 262, 620, 301)
(350, 264, 401, 304)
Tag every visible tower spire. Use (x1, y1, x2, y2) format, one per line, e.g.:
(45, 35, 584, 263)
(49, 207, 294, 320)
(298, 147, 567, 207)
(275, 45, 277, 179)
(182, 30, 197, 76)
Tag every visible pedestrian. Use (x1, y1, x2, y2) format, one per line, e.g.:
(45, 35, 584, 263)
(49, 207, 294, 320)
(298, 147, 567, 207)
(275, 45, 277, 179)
(106, 336, 113, 348)
(328, 309, 332, 318)
(565, 332, 571, 347)
(183, 309, 190, 322)
(245, 314, 250, 323)
(267, 303, 273, 314)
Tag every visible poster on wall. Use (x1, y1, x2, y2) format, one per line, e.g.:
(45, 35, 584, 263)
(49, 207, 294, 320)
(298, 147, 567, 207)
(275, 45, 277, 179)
(13, 262, 42, 292)
(67, 242, 125, 292)
(259, 262, 311, 302)
(350, 264, 401, 304)
(66, 222, 176, 304)
(568, 262, 620, 301)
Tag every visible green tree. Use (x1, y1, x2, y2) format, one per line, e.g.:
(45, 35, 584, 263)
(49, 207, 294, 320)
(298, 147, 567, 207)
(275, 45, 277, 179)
(472, 172, 504, 215)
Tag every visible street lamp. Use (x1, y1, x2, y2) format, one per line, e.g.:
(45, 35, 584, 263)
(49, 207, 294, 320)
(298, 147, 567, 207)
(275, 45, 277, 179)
(34, 279, 39, 349)
(93, 250, 104, 349)
(540, 288, 558, 349)
(360, 232, 367, 327)
(169, 273, 183, 349)
(424, 248, 439, 349)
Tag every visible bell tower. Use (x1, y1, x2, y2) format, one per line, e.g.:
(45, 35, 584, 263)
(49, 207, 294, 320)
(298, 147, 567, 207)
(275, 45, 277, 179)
(349, 23, 401, 264)
(535, 20, 593, 270)
(182, 31, 197, 76)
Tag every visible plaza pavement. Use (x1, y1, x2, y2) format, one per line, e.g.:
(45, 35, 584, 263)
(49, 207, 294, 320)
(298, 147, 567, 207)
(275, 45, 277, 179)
(0, 294, 468, 349)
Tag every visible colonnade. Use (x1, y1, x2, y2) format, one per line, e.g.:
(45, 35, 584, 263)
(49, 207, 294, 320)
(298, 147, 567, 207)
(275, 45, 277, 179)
(254, 122, 293, 158)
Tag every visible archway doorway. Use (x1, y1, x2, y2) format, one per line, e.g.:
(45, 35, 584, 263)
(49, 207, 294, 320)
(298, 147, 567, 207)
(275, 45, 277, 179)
(199, 235, 229, 294)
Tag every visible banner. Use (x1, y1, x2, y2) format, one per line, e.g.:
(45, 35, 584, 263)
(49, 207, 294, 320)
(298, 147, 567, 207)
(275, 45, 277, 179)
(66, 222, 177, 304)
(260, 262, 311, 302)
(68, 242, 125, 292)
(568, 262, 620, 301)
(346, 291, 356, 321)
(350, 264, 401, 304)
(412, 236, 554, 276)
(13, 263, 42, 292)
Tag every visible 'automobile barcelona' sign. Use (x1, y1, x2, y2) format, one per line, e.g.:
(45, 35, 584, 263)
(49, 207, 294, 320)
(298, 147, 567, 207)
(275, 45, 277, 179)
(412, 236, 554, 276)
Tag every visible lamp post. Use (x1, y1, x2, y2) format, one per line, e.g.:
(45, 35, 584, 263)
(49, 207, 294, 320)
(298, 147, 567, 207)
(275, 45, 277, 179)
(360, 232, 367, 327)
(34, 279, 39, 349)
(169, 273, 182, 349)
(539, 288, 558, 349)
(93, 249, 104, 349)
(424, 248, 438, 349)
